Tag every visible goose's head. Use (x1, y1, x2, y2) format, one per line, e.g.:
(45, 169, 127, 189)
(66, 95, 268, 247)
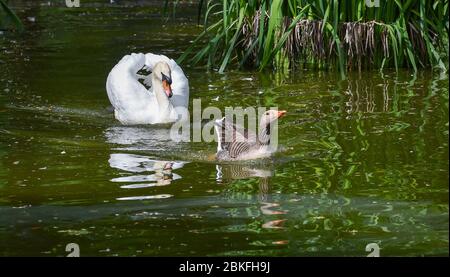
(153, 61, 173, 98)
(260, 109, 287, 127)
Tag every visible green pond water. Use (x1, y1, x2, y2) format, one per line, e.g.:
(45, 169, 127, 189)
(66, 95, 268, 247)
(0, 1, 448, 256)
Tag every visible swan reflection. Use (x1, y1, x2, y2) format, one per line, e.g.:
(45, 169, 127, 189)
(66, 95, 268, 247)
(105, 125, 188, 201)
(109, 153, 185, 174)
(109, 153, 186, 188)
(105, 126, 189, 151)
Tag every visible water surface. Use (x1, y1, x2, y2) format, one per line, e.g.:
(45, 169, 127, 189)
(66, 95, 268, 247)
(0, 1, 448, 256)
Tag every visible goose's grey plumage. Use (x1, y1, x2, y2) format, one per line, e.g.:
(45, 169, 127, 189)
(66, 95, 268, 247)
(214, 110, 286, 161)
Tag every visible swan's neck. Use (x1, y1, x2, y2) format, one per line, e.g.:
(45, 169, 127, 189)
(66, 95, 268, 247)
(152, 75, 172, 117)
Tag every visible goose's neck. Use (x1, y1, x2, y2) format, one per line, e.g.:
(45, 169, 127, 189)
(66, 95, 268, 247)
(152, 75, 172, 116)
(258, 123, 271, 146)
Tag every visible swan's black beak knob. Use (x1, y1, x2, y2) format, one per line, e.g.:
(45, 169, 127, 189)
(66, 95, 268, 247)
(161, 73, 173, 98)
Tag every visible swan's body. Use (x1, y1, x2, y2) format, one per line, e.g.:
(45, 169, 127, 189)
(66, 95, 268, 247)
(106, 53, 189, 124)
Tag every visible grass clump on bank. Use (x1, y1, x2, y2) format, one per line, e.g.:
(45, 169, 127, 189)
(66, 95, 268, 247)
(0, 0, 23, 31)
(176, 0, 449, 77)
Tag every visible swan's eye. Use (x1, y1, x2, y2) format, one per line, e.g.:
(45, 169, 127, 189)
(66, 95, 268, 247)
(161, 73, 172, 85)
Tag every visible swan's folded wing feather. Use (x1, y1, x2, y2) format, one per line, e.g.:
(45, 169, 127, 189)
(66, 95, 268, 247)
(106, 53, 156, 122)
(136, 73, 152, 87)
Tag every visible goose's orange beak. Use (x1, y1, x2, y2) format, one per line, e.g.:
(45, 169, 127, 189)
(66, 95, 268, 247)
(277, 110, 287, 118)
(162, 80, 173, 98)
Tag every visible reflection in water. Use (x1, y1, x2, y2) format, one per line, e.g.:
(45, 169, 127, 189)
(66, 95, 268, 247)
(109, 153, 185, 173)
(216, 164, 273, 183)
(216, 163, 274, 202)
(106, 125, 188, 201)
(0, 0, 447, 256)
(108, 153, 185, 184)
(262, 219, 287, 229)
(105, 126, 189, 151)
(109, 153, 186, 200)
(216, 163, 288, 233)
(260, 202, 287, 216)
(116, 194, 173, 201)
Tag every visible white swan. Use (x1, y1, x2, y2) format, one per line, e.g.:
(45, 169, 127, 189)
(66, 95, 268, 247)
(106, 53, 189, 124)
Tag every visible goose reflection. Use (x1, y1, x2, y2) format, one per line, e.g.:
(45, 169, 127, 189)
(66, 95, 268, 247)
(215, 163, 274, 201)
(216, 163, 288, 231)
(216, 163, 273, 182)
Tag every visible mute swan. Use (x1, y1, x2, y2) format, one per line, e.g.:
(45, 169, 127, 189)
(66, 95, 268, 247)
(214, 110, 286, 161)
(106, 53, 189, 124)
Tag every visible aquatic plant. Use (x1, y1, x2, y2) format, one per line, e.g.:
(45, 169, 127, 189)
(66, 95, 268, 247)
(0, 0, 23, 31)
(175, 0, 449, 77)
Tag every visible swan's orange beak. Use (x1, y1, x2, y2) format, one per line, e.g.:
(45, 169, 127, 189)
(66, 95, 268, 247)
(277, 110, 287, 118)
(162, 80, 173, 98)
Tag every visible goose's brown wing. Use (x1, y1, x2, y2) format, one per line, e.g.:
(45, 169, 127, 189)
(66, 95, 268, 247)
(214, 117, 257, 158)
(228, 141, 251, 159)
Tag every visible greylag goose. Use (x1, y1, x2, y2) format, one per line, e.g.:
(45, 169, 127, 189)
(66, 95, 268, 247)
(214, 109, 286, 161)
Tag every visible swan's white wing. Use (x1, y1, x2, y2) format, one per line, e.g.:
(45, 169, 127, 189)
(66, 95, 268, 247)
(144, 53, 189, 109)
(106, 53, 158, 124)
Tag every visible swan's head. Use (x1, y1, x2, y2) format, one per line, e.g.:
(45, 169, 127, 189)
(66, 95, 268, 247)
(260, 109, 287, 127)
(153, 61, 173, 98)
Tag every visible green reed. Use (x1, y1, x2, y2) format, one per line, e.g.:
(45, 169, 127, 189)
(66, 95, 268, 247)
(0, 0, 23, 31)
(174, 0, 449, 77)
